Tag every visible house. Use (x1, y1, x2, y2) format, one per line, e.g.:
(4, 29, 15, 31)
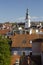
(2, 23, 12, 30)
(0, 29, 10, 35)
(10, 33, 32, 65)
(10, 32, 43, 65)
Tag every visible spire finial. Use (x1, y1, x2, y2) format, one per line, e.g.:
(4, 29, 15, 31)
(26, 8, 29, 19)
(26, 8, 28, 14)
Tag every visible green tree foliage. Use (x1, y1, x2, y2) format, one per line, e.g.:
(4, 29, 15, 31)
(0, 36, 11, 65)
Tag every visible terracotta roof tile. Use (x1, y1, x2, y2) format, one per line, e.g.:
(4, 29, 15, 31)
(40, 29, 43, 32)
(11, 34, 31, 47)
(0, 29, 10, 35)
(11, 34, 43, 47)
(10, 55, 20, 65)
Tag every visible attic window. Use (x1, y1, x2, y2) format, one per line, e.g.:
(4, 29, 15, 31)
(22, 39, 26, 44)
(30, 40, 32, 44)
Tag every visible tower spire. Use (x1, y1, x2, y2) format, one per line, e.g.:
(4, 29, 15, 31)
(25, 8, 30, 29)
(26, 8, 29, 19)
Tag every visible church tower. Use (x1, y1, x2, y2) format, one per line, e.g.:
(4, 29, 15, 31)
(25, 9, 31, 29)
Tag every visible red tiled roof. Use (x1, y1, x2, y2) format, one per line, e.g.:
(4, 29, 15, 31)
(10, 55, 20, 65)
(11, 34, 32, 47)
(0, 29, 10, 35)
(40, 29, 43, 32)
(11, 34, 43, 47)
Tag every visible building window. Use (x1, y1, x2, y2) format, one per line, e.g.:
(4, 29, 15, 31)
(12, 51, 18, 55)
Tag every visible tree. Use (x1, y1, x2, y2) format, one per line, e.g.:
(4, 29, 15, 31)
(0, 36, 11, 65)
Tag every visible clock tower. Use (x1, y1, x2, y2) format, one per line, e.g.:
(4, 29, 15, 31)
(25, 9, 31, 29)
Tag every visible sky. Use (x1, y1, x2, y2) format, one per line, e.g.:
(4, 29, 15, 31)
(0, 0, 43, 23)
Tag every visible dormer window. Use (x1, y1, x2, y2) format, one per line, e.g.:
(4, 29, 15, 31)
(22, 39, 26, 44)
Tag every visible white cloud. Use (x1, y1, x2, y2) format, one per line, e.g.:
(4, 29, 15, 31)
(14, 17, 25, 22)
(31, 16, 43, 21)
(0, 16, 43, 23)
(14, 16, 43, 22)
(31, 16, 43, 19)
